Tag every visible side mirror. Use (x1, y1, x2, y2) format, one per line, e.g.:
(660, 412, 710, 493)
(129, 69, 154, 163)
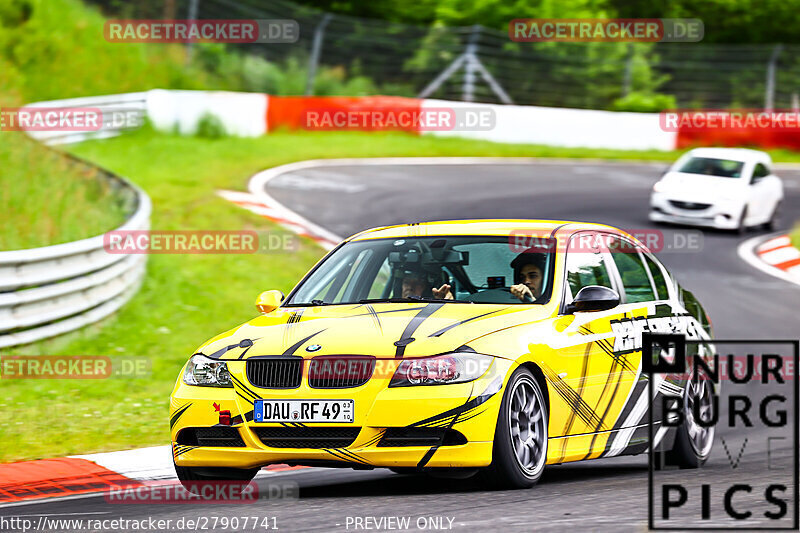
(256, 290, 284, 314)
(566, 286, 620, 314)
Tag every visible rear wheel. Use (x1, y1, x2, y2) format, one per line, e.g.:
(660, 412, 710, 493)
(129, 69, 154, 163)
(663, 376, 715, 468)
(174, 464, 259, 495)
(481, 368, 548, 489)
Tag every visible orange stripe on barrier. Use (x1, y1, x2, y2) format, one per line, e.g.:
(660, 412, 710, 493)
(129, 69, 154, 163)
(774, 256, 800, 271)
(0, 457, 140, 503)
(266, 95, 423, 133)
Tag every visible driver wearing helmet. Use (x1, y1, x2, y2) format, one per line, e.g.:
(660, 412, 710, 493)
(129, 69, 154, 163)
(509, 250, 546, 302)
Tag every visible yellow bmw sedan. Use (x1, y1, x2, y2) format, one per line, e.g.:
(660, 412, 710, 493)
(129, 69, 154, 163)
(170, 220, 714, 489)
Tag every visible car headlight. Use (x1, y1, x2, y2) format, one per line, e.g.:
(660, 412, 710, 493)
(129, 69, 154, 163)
(183, 354, 233, 388)
(652, 181, 666, 193)
(389, 353, 493, 387)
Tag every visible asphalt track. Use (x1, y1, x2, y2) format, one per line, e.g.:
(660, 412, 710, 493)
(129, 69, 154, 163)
(4, 160, 799, 532)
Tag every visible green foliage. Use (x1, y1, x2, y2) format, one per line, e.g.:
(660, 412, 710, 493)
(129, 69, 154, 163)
(192, 46, 381, 96)
(0, 0, 218, 103)
(610, 92, 677, 112)
(195, 112, 227, 139)
(291, 0, 800, 44)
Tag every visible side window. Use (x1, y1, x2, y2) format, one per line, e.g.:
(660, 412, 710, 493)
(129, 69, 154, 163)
(644, 254, 670, 300)
(753, 163, 769, 180)
(564, 246, 614, 300)
(606, 237, 656, 303)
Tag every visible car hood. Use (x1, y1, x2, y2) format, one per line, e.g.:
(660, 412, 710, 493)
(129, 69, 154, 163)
(195, 303, 551, 360)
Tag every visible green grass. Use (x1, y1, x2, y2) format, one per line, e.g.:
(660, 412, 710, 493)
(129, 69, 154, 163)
(790, 224, 800, 250)
(0, 133, 129, 249)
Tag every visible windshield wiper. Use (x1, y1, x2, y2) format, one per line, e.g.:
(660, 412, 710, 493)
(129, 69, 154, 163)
(285, 299, 329, 306)
(358, 297, 473, 304)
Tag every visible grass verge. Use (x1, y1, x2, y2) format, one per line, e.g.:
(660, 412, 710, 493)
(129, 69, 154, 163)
(0, 133, 129, 250)
(790, 223, 800, 250)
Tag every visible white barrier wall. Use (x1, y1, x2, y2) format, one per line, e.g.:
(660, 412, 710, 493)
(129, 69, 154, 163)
(146, 90, 268, 137)
(421, 99, 677, 151)
(27, 91, 677, 150)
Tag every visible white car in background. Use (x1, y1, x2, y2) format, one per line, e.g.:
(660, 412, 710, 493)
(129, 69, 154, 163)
(650, 148, 783, 233)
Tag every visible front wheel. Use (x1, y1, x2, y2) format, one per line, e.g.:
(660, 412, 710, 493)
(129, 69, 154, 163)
(663, 376, 715, 468)
(481, 367, 548, 489)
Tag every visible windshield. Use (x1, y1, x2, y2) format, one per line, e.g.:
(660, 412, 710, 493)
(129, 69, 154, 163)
(677, 157, 744, 178)
(286, 236, 555, 305)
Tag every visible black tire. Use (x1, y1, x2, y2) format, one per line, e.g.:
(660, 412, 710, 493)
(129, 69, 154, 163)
(765, 201, 782, 231)
(480, 367, 548, 489)
(174, 464, 259, 495)
(736, 206, 748, 235)
(662, 376, 715, 469)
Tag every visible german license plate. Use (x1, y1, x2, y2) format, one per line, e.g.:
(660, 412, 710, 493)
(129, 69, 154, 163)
(253, 399, 354, 423)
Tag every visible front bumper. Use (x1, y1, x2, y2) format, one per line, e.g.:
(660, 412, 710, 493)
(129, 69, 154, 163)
(649, 193, 743, 230)
(170, 357, 512, 469)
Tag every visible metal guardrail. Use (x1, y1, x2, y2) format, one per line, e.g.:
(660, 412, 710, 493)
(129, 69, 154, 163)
(0, 95, 152, 348)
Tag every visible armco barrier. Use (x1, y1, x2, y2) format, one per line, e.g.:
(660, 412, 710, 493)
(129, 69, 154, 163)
(1, 109, 151, 348)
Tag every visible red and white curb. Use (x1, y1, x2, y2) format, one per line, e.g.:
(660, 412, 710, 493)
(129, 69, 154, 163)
(0, 446, 310, 507)
(756, 235, 800, 275)
(738, 232, 800, 287)
(218, 189, 340, 251)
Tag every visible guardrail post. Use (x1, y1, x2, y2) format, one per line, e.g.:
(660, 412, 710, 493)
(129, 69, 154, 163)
(306, 14, 334, 96)
(185, 0, 200, 66)
(764, 44, 782, 111)
(462, 25, 481, 102)
(622, 43, 634, 97)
